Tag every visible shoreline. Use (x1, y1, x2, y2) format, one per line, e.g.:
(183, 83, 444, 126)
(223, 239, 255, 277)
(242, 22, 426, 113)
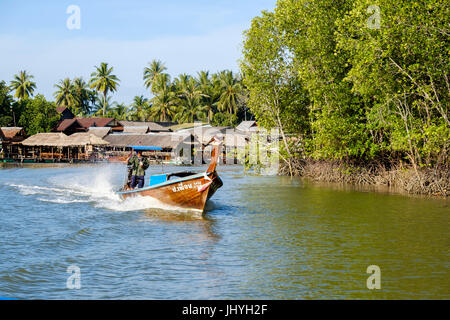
(280, 159, 449, 198)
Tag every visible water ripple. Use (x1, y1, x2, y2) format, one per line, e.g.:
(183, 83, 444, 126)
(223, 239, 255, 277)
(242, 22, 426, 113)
(0, 164, 448, 299)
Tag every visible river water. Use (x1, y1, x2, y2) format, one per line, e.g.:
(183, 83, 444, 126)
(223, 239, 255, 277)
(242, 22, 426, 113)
(0, 163, 448, 299)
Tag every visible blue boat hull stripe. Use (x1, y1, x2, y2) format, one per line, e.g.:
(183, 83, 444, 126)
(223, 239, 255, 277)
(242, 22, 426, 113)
(117, 172, 212, 195)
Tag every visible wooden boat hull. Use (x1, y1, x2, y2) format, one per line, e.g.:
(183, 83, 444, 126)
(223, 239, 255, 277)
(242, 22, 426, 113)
(117, 171, 223, 213)
(118, 138, 223, 214)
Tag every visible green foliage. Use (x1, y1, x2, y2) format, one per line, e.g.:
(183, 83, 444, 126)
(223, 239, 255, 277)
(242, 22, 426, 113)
(3, 64, 249, 128)
(129, 95, 150, 121)
(89, 62, 120, 116)
(210, 112, 238, 127)
(72, 77, 95, 116)
(111, 102, 130, 121)
(335, 0, 449, 166)
(144, 62, 248, 124)
(216, 70, 243, 117)
(17, 95, 59, 135)
(150, 73, 177, 122)
(241, 10, 310, 136)
(54, 78, 75, 108)
(10, 70, 36, 101)
(143, 60, 167, 94)
(0, 81, 14, 126)
(52, 77, 96, 116)
(241, 0, 449, 168)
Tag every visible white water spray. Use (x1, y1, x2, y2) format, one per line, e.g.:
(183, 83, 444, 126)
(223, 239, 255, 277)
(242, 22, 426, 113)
(6, 166, 195, 214)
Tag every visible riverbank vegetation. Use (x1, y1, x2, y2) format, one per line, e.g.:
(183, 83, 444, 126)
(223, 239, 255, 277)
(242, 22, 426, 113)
(241, 0, 449, 196)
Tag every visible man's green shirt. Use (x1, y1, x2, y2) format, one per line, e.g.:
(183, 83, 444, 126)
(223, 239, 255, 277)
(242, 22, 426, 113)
(128, 155, 150, 176)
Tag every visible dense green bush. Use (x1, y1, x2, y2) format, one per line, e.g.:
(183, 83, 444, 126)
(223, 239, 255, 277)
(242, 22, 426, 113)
(241, 0, 449, 169)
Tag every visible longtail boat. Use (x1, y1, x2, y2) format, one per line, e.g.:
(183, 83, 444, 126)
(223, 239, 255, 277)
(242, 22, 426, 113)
(117, 139, 223, 214)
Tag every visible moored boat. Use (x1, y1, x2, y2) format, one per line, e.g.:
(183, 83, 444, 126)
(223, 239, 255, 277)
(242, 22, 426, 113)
(117, 139, 223, 214)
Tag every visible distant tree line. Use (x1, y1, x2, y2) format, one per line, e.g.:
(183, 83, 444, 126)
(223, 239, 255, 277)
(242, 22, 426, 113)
(0, 60, 252, 136)
(241, 0, 449, 175)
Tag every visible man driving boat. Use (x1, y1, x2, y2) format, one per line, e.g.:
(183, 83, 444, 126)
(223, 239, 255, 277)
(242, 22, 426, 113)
(127, 150, 150, 189)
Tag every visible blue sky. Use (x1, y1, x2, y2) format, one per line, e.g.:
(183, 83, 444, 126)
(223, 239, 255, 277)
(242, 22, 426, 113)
(0, 0, 275, 103)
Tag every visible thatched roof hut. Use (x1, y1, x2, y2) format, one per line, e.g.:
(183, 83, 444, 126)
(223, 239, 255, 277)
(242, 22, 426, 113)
(0, 128, 5, 141)
(0, 127, 26, 142)
(68, 133, 109, 146)
(22, 133, 71, 147)
(22, 132, 109, 147)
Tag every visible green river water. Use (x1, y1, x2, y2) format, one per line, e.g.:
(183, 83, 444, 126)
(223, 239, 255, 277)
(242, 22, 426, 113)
(0, 164, 448, 299)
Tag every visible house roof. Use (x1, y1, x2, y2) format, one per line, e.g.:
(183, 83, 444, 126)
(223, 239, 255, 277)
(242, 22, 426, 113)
(76, 117, 116, 128)
(154, 121, 178, 127)
(122, 126, 150, 134)
(119, 121, 171, 132)
(103, 133, 199, 149)
(88, 127, 111, 138)
(56, 119, 81, 132)
(73, 118, 95, 128)
(0, 127, 25, 140)
(169, 122, 209, 131)
(56, 118, 117, 132)
(93, 118, 116, 127)
(224, 132, 250, 147)
(21, 132, 109, 147)
(236, 120, 258, 132)
(56, 106, 72, 114)
(180, 126, 232, 144)
(0, 128, 5, 141)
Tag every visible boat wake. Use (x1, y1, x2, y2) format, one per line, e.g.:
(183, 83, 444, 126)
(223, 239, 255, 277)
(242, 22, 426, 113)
(6, 167, 196, 214)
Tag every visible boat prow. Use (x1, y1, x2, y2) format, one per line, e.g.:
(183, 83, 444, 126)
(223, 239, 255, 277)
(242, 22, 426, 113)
(117, 139, 223, 214)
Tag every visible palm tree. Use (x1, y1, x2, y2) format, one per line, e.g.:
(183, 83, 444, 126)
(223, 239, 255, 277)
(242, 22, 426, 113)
(174, 95, 207, 123)
(181, 77, 205, 100)
(112, 103, 130, 120)
(217, 71, 243, 117)
(72, 77, 92, 116)
(150, 74, 176, 122)
(174, 77, 208, 123)
(196, 71, 217, 122)
(89, 62, 120, 116)
(93, 95, 114, 117)
(130, 95, 150, 121)
(173, 73, 191, 94)
(143, 60, 167, 93)
(53, 78, 75, 109)
(10, 70, 36, 100)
